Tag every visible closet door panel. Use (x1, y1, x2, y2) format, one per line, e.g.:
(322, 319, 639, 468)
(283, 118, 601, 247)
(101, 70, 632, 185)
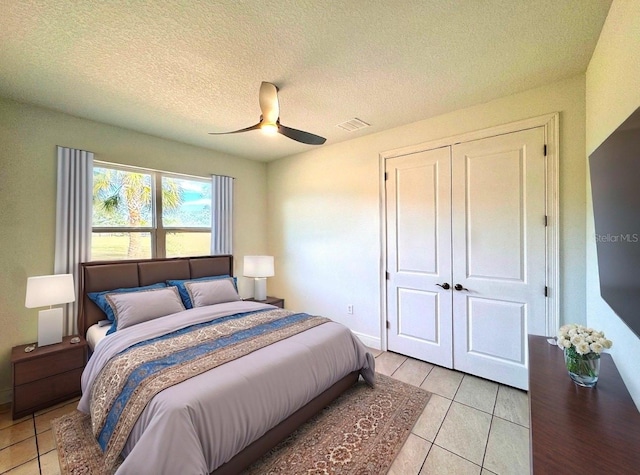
(386, 147, 453, 367)
(451, 127, 547, 390)
(464, 149, 525, 281)
(466, 297, 526, 363)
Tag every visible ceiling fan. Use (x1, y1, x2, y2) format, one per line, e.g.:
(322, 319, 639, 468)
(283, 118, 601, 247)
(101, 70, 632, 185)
(209, 82, 326, 145)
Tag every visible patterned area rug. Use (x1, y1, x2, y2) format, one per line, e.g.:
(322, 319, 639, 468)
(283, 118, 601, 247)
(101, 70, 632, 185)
(52, 374, 430, 475)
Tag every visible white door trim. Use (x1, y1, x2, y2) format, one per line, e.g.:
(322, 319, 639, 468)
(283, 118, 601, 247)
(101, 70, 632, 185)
(378, 113, 560, 350)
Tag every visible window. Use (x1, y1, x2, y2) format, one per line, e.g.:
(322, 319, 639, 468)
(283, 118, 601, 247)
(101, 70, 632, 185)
(92, 163, 211, 260)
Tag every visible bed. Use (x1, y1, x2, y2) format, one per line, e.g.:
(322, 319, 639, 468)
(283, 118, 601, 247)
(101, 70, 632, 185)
(76, 255, 375, 474)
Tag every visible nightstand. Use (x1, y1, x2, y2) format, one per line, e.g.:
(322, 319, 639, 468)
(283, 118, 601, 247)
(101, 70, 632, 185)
(246, 296, 284, 308)
(11, 335, 88, 419)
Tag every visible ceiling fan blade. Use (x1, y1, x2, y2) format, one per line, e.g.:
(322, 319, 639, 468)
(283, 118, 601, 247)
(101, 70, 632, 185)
(259, 82, 279, 124)
(278, 123, 327, 145)
(208, 123, 261, 135)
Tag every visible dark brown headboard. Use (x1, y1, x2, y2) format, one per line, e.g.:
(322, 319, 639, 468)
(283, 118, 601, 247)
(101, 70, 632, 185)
(78, 255, 234, 336)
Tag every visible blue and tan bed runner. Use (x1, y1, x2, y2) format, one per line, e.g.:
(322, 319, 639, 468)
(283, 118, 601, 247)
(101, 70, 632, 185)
(89, 308, 329, 469)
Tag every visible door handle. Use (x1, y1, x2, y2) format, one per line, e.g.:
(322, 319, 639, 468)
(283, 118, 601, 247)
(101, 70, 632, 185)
(436, 283, 450, 290)
(454, 284, 469, 291)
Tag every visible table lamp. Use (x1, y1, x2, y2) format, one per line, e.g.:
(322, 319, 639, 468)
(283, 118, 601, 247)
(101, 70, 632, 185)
(25, 274, 75, 347)
(243, 256, 274, 301)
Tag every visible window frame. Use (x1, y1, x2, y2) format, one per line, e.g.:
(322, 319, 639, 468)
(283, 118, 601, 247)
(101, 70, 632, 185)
(92, 161, 211, 259)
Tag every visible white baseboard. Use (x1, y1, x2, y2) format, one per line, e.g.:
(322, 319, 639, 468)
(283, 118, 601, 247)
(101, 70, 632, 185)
(353, 331, 381, 350)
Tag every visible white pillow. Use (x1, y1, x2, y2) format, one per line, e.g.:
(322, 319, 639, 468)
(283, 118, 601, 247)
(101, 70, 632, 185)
(184, 278, 241, 308)
(105, 286, 185, 331)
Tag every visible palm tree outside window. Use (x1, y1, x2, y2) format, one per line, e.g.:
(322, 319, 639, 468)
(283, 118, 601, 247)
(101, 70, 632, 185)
(92, 163, 212, 260)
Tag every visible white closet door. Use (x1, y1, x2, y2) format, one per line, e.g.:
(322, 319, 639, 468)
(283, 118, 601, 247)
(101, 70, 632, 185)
(386, 147, 453, 367)
(451, 127, 547, 389)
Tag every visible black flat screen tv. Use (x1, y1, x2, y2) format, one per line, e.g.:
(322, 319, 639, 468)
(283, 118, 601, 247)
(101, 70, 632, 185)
(589, 106, 640, 338)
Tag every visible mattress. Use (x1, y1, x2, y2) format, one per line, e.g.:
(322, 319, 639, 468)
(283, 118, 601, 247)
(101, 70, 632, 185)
(86, 323, 109, 351)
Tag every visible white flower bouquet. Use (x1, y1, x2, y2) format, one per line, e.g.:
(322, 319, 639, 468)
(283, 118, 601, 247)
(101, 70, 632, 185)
(557, 324, 613, 386)
(556, 324, 613, 355)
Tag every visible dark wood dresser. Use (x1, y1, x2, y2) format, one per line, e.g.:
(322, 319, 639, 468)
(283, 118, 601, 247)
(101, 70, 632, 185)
(528, 335, 640, 473)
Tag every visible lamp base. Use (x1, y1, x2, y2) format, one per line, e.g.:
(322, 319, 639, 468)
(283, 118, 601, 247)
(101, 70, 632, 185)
(253, 277, 267, 301)
(38, 308, 63, 347)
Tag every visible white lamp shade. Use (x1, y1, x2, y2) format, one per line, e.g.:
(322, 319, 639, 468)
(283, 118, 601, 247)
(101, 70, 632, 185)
(243, 256, 275, 278)
(25, 274, 76, 308)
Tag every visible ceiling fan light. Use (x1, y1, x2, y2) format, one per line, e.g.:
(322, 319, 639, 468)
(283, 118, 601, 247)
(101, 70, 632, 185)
(260, 122, 278, 136)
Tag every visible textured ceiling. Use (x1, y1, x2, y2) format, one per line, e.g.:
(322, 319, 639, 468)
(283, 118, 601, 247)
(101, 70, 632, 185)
(0, 0, 611, 161)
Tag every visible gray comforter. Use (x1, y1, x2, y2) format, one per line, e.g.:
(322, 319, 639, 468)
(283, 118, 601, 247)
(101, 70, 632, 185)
(78, 301, 375, 474)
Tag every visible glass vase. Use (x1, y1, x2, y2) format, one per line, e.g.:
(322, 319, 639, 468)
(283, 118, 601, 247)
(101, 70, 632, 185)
(564, 348, 600, 387)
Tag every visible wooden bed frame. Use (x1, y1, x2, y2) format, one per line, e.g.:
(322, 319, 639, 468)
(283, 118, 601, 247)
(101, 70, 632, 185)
(78, 255, 359, 474)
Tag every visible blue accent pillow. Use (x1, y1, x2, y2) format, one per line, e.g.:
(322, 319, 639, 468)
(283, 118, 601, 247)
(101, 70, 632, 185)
(88, 282, 168, 324)
(166, 275, 237, 309)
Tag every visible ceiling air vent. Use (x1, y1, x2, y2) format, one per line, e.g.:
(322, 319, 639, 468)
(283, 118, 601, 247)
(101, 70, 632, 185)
(336, 118, 370, 132)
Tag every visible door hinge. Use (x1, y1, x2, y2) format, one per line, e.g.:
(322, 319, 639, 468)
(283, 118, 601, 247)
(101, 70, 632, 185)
(544, 144, 547, 156)
(544, 215, 548, 227)
(386, 271, 390, 280)
(384, 172, 388, 181)
(545, 286, 548, 297)
(386, 321, 390, 329)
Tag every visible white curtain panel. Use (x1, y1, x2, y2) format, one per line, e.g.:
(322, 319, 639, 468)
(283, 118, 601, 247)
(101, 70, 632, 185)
(54, 146, 93, 335)
(211, 175, 234, 255)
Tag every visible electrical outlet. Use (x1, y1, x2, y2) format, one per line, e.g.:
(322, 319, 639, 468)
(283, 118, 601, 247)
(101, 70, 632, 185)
(347, 304, 354, 315)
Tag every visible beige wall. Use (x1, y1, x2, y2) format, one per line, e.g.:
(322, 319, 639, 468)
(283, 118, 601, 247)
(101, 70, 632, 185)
(585, 0, 640, 409)
(267, 75, 587, 348)
(0, 97, 268, 404)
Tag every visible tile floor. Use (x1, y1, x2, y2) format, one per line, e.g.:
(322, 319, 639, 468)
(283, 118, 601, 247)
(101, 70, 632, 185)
(374, 349, 531, 475)
(0, 350, 530, 475)
(0, 398, 79, 474)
